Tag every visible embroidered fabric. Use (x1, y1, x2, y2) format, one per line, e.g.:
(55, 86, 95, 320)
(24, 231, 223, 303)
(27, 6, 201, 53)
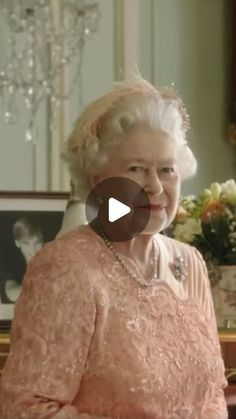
(0, 227, 228, 419)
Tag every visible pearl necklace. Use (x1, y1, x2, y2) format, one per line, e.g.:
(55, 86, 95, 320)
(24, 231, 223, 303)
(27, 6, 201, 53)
(99, 228, 159, 287)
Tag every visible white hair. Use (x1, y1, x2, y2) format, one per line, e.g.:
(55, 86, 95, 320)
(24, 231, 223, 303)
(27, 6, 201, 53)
(62, 78, 197, 201)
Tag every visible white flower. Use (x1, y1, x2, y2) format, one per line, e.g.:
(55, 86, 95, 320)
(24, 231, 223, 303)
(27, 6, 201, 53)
(202, 188, 212, 199)
(181, 195, 197, 211)
(173, 218, 202, 243)
(220, 179, 236, 204)
(210, 182, 221, 200)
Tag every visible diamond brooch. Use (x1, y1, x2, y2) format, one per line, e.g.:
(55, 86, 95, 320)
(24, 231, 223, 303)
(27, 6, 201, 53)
(173, 256, 187, 281)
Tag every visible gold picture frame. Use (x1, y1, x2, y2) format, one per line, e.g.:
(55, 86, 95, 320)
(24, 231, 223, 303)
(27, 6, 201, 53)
(1, 330, 235, 346)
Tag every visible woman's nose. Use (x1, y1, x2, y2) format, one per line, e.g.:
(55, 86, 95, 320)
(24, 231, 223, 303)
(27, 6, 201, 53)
(144, 171, 163, 195)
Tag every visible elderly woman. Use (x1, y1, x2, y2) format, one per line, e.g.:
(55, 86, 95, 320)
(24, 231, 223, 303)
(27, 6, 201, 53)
(0, 79, 228, 419)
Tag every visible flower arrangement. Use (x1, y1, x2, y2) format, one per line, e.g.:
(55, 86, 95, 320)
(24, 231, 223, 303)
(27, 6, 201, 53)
(170, 179, 236, 270)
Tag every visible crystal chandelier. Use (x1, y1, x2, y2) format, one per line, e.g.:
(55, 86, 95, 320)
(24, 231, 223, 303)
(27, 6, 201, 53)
(0, 0, 99, 142)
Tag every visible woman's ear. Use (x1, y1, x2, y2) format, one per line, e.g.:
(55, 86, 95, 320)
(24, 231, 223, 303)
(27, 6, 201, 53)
(89, 173, 103, 188)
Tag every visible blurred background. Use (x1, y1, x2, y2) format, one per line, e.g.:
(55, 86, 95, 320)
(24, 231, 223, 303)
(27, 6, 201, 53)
(0, 0, 235, 196)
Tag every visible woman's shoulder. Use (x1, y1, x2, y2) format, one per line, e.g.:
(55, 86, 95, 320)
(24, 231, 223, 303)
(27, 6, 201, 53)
(19, 226, 100, 303)
(28, 226, 100, 273)
(157, 233, 207, 276)
(157, 233, 197, 259)
(56, 224, 97, 248)
(157, 234, 211, 307)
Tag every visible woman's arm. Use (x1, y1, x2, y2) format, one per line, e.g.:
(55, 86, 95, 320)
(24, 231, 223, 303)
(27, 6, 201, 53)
(193, 249, 228, 419)
(0, 239, 105, 419)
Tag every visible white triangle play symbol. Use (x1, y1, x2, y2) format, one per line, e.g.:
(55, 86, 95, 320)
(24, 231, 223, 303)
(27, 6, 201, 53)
(108, 197, 131, 222)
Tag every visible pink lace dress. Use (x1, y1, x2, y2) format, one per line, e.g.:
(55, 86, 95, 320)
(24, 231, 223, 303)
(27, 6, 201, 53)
(0, 226, 228, 419)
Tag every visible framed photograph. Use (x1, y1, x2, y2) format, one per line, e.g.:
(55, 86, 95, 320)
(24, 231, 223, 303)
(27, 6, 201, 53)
(0, 191, 68, 331)
(211, 266, 236, 332)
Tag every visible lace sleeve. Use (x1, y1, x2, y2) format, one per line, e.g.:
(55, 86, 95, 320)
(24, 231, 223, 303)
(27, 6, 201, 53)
(0, 239, 103, 419)
(193, 249, 228, 419)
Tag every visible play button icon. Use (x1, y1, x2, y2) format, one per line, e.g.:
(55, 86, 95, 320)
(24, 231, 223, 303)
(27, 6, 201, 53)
(85, 177, 151, 242)
(108, 198, 131, 222)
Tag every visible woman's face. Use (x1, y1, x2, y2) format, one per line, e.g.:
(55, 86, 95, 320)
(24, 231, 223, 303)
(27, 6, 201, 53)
(91, 127, 181, 234)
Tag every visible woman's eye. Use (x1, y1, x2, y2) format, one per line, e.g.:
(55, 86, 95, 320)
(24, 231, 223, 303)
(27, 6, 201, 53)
(128, 166, 145, 173)
(162, 167, 175, 174)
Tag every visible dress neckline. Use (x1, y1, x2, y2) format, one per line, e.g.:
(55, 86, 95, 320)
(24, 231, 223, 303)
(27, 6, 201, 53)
(76, 226, 188, 300)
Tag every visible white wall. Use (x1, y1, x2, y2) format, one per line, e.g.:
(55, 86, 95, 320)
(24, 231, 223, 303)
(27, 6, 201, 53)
(140, 0, 236, 195)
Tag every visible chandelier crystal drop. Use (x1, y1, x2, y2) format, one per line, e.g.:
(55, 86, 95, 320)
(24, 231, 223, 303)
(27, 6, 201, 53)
(0, 0, 99, 142)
